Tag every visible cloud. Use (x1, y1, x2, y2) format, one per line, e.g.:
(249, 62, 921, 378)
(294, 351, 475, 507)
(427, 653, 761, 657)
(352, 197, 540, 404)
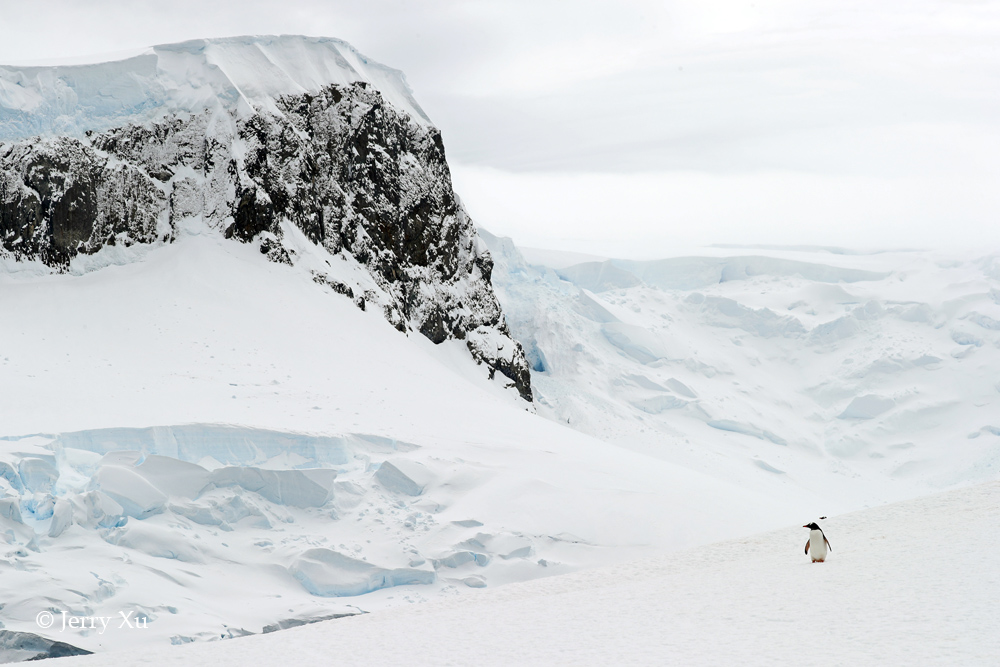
(452, 164, 1000, 256)
(1, 0, 998, 252)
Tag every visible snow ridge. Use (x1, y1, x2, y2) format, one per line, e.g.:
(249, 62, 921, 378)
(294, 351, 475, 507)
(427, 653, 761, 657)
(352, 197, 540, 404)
(0, 35, 430, 142)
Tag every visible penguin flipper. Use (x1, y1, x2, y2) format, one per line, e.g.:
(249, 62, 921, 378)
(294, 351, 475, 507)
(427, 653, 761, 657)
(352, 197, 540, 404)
(824, 536, 832, 552)
(804, 539, 810, 555)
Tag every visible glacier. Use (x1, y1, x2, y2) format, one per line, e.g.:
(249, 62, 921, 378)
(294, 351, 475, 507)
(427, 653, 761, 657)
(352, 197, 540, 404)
(0, 35, 430, 142)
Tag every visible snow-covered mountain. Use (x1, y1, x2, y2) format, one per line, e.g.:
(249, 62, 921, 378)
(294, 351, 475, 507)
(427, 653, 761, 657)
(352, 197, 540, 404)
(0, 35, 530, 399)
(0, 36, 800, 658)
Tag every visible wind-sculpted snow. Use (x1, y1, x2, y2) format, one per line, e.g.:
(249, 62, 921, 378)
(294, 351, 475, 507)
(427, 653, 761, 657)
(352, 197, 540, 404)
(483, 229, 1000, 508)
(706, 420, 788, 446)
(290, 549, 435, 597)
(53, 425, 362, 465)
(0, 425, 576, 646)
(685, 293, 807, 338)
(837, 395, 896, 420)
(376, 459, 435, 496)
(0, 36, 530, 399)
(0, 417, 791, 655)
(0, 36, 430, 142)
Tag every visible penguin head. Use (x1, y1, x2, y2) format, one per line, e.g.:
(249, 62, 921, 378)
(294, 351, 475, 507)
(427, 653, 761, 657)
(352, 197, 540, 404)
(803, 522, 822, 530)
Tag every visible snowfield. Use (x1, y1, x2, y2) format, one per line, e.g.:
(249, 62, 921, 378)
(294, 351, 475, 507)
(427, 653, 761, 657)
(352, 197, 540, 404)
(0, 224, 798, 655)
(52, 480, 1000, 666)
(2, 225, 996, 662)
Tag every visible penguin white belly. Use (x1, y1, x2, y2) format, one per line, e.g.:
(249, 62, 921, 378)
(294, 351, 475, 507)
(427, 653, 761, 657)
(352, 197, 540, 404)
(809, 530, 828, 561)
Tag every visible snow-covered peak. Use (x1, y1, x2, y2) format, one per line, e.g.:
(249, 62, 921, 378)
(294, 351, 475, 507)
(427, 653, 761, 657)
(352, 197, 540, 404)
(0, 35, 431, 141)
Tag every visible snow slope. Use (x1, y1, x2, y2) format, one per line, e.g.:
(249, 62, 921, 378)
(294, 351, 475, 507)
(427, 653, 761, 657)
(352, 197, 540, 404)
(483, 231, 1000, 512)
(3, 221, 996, 659)
(0, 35, 430, 142)
(0, 222, 798, 654)
(51, 480, 1000, 666)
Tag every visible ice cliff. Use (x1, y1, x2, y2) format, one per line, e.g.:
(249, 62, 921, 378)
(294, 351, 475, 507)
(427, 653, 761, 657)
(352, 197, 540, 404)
(0, 35, 531, 400)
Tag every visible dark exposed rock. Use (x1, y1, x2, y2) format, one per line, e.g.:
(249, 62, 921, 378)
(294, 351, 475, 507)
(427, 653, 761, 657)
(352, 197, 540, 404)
(0, 82, 532, 400)
(261, 611, 362, 634)
(0, 139, 164, 266)
(312, 271, 355, 300)
(0, 629, 92, 663)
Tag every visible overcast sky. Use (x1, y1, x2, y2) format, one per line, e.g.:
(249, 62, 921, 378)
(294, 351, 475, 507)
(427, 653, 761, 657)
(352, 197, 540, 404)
(1, 0, 997, 256)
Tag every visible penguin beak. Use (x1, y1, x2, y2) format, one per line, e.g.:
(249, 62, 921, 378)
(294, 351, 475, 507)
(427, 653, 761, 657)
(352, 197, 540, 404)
(802, 524, 809, 528)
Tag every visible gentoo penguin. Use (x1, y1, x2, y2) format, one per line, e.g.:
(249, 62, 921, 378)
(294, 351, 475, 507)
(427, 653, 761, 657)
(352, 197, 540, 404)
(803, 522, 832, 563)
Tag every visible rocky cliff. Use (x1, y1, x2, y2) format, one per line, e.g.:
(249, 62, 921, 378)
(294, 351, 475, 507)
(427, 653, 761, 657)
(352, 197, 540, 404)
(0, 37, 531, 400)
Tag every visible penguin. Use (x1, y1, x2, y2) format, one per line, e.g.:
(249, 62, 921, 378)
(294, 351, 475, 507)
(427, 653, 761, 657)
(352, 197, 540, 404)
(803, 522, 832, 563)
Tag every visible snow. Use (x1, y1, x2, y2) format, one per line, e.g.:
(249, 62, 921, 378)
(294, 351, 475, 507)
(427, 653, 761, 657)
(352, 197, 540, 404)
(0, 36, 430, 142)
(0, 224, 996, 661)
(0, 223, 798, 654)
(289, 548, 434, 597)
(838, 395, 897, 420)
(557, 256, 887, 293)
(375, 459, 434, 496)
(518, 246, 608, 270)
(93, 464, 169, 519)
(483, 230, 1000, 513)
(50, 480, 1000, 666)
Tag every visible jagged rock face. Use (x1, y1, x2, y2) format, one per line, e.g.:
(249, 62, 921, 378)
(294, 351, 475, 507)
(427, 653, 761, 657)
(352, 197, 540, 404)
(0, 82, 532, 400)
(0, 138, 166, 266)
